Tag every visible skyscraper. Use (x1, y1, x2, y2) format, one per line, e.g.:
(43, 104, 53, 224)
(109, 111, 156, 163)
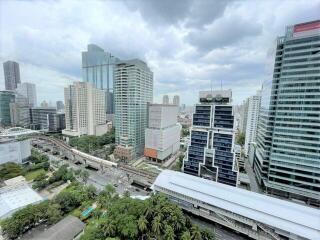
(183, 90, 239, 187)
(173, 95, 180, 106)
(0, 91, 15, 126)
(62, 82, 107, 137)
(244, 91, 261, 155)
(56, 101, 65, 112)
(254, 20, 320, 206)
(82, 44, 119, 114)
(114, 59, 153, 161)
(3, 61, 21, 90)
(10, 93, 30, 127)
(162, 95, 169, 104)
(16, 82, 37, 107)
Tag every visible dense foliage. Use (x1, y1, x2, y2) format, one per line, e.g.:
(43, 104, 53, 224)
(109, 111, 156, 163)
(81, 187, 215, 240)
(32, 164, 75, 190)
(0, 150, 50, 182)
(236, 132, 245, 146)
(181, 127, 190, 137)
(69, 128, 115, 154)
(0, 183, 97, 239)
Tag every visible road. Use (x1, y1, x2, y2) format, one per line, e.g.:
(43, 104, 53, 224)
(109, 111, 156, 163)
(47, 153, 149, 197)
(244, 159, 262, 193)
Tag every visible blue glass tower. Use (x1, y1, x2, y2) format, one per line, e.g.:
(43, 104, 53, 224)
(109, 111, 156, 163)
(82, 44, 119, 114)
(183, 90, 238, 187)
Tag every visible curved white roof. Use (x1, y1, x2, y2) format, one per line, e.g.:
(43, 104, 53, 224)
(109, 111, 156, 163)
(153, 170, 320, 240)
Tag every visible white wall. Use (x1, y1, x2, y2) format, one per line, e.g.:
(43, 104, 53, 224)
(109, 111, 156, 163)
(0, 139, 31, 165)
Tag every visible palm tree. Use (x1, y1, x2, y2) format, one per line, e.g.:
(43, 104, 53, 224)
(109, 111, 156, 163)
(152, 215, 162, 236)
(138, 216, 148, 233)
(191, 225, 202, 240)
(104, 221, 116, 237)
(181, 231, 192, 240)
(164, 225, 175, 240)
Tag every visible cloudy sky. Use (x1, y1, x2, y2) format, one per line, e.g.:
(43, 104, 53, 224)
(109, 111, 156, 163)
(0, 0, 319, 105)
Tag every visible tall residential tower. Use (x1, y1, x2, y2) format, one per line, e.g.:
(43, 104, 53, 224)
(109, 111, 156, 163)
(254, 20, 320, 206)
(114, 59, 153, 161)
(62, 82, 107, 137)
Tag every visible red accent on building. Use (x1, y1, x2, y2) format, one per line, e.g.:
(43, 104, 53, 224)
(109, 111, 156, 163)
(294, 21, 320, 33)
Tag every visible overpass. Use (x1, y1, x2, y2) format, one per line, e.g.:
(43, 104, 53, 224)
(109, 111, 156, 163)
(153, 170, 320, 240)
(31, 135, 157, 181)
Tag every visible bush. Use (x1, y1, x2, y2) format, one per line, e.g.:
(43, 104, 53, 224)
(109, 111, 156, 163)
(0, 162, 23, 181)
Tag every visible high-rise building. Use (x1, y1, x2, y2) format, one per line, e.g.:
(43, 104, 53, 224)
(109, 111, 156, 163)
(10, 94, 30, 128)
(173, 95, 180, 106)
(254, 20, 320, 207)
(62, 82, 107, 137)
(114, 59, 153, 161)
(162, 95, 169, 104)
(239, 98, 249, 133)
(0, 91, 15, 127)
(56, 101, 65, 112)
(16, 82, 37, 107)
(183, 90, 239, 187)
(3, 61, 20, 90)
(48, 113, 65, 132)
(30, 107, 57, 131)
(144, 104, 181, 162)
(82, 44, 119, 114)
(244, 91, 261, 155)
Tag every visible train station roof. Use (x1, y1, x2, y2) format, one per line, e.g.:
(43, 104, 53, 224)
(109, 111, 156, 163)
(153, 170, 320, 240)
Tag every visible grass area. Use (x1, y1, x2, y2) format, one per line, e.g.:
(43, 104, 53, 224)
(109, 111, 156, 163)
(24, 169, 46, 181)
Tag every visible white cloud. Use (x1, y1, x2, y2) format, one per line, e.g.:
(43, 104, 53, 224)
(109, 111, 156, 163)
(0, 0, 319, 106)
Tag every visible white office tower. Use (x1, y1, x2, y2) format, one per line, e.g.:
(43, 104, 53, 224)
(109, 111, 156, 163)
(173, 95, 180, 106)
(244, 91, 261, 155)
(16, 82, 37, 107)
(62, 82, 107, 137)
(114, 60, 153, 161)
(144, 104, 181, 162)
(239, 98, 249, 133)
(163, 95, 169, 104)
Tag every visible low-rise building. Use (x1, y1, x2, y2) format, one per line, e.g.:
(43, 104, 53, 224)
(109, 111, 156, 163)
(0, 183, 43, 219)
(144, 104, 181, 162)
(0, 138, 31, 165)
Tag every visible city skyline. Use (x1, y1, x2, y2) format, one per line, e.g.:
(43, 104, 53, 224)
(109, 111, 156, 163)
(1, 0, 319, 105)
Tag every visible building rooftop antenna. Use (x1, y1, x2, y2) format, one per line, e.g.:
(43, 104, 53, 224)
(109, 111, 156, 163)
(220, 78, 223, 91)
(210, 79, 213, 94)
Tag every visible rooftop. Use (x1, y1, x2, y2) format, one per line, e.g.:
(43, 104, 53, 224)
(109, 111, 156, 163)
(30, 215, 85, 240)
(0, 183, 43, 219)
(153, 170, 320, 240)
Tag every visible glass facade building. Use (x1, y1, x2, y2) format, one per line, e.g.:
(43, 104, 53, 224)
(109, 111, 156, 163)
(0, 91, 15, 127)
(254, 20, 320, 206)
(183, 90, 238, 187)
(3, 61, 20, 90)
(82, 44, 119, 114)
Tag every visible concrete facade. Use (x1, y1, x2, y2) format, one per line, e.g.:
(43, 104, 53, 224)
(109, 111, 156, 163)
(63, 81, 107, 137)
(0, 138, 31, 165)
(144, 104, 181, 162)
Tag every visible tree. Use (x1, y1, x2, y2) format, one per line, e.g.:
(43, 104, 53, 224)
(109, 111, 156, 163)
(181, 231, 192, 240)
(152, 215, 162, 236)
(191, 225, 202, 240)
(80, 170, 90, 183)
(236, 132, 245, 146)
(164, 225, 175, 240)
(47, 203, 63, 224)
(137, 216, 148, 233)
(201, 229, 215, 240)
(0, 162, 23, 181)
